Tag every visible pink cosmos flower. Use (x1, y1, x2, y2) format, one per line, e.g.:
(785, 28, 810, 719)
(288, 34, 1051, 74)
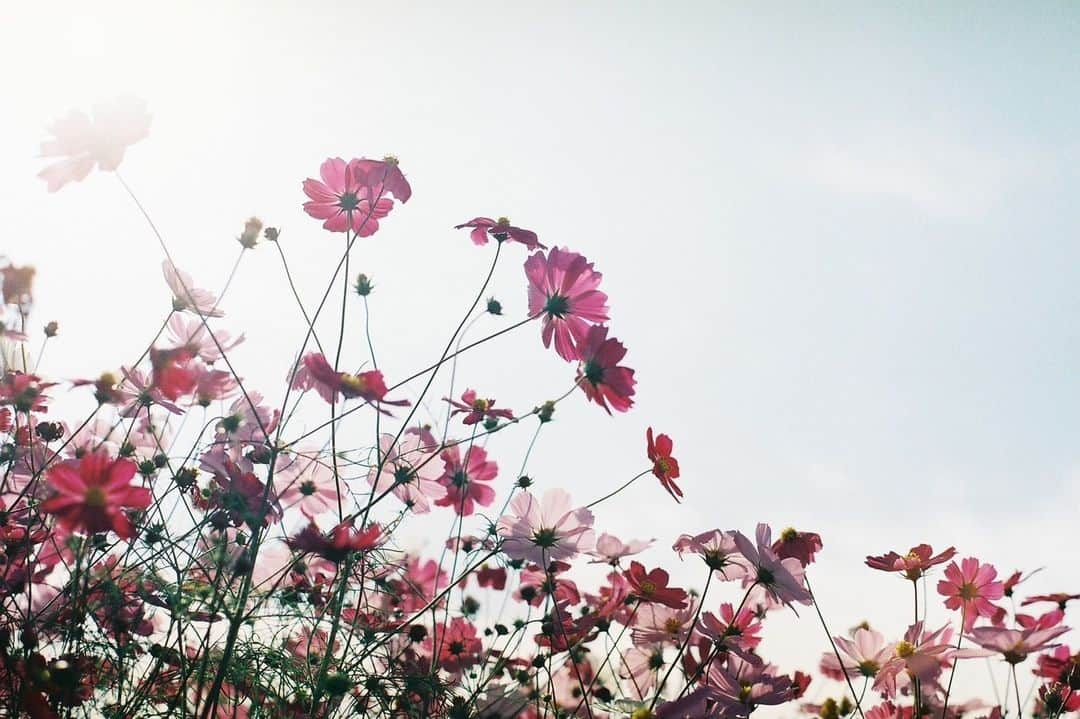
(525, 247, 609, 361)
(275, 451, 341, 519)
(0, 371, 55, 413)
(733, 524, 812, 606)
(963, 624, 1070, 665)
(455, 217, 545, 250)
(148, 347, 198, 402)
(874, 622, 955, 697)
(301, 157, 397, 235)
(191, 363, 239, 406)
(38, 96, 150, 192)
(698, 602, 763, 658)
(434, 444, 498, 516)
(162, 261, 224, 318)
(576, 324, 636, 413)
(215, 391, 280, 446)
(445, 388, 515, 425)
(631, 601, 698, 647)
(937, 557, 1005, 631)
(118, 366, 181, 416)
(587, 533, 653, 565)
(821, 626, 892, 680)
(498, 488, 595, 565)
(673, 529, 748, 581)
(291, 352, 408, 412)
(41, 451, 151, 539)
(866, 543, 957, 581)
(394, 557, 450, 613)
(367, 431, 446, 514)
(164, 314, 244, 363)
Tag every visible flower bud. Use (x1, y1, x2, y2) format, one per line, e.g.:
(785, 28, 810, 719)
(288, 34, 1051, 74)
(43, 321, 59, 338)
(238, 217, 263, 249)
(354, 273, 374, 296)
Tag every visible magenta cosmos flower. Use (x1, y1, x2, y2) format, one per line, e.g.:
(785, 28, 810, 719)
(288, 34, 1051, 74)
(42, 451, 151, 539)
(38, 96, 151, 192)
(866, 543, 957, 581)
(302, 157, 407, 235)
(576, 324, 636, 413)
(455, 217, 545, 250)
(525, 247, 609, 362)
(498, 488, 595, 565)
(367, 431, 446, 514)
(434, 444, 498, 516)
(937, 557, 1004, 630)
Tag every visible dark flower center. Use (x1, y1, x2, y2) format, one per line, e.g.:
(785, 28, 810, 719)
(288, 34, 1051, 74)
(531, 527, 558, 548)
(583, 360, 604, 386)
(393, 465, 414, 486)
(544, 294, 570, 318)
(338, 192, 360, 211)
(299, 480, 317, 497)
(451, 470, 468, 488)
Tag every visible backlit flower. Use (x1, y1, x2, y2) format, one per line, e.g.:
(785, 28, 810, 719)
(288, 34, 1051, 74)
(38, 96, 150, 192)
(455, 216, 545, 250)
(498, 488, 595, 565)
(434, 444, 498, 516)
(525, 247, 609, 361)
(646, 427, 682, 501)
(576, 325, 636, 414)
(41, 451, 151, 539)
(937, 557, 1004, 630)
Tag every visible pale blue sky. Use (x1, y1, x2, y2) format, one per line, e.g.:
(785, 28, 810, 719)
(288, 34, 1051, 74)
(1, 0, 1078, 703)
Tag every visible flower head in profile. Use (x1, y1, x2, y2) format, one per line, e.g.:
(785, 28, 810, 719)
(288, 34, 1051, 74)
(38, 96, 150, 192)
(162, 261, 224, 318)
(772, 528, 823, 568)
(525, 247, 609, 361)
(576, 325, 636, 414)
(937, 557, 1004, 630)
(498, 488, 595, 565)
(291, 352, 408, 412)
(646, 427, 682, 501)
(165, 314, 243, 363)
(587, 533, 653, 565)
(434, 444, 498, 516)
(866, 544, 957, 581)
(673, 529, 748, 580)
(287, 520, 382, 564)
(445, 388, 514, 426)
(41, 451, 151, 538)
(963, 624, 1070, 665)
(455, 217, 545, 250)
(874, 622, 955, 697)
(302, 157, 396, 235)
(820, 626, 891, 680)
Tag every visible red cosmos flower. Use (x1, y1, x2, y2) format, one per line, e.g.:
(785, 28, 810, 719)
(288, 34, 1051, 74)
(445, 388, 514, 425)
(937, 557, 1004, 630)
(624, 560, 689, 609)
(292, 352, 408, 412)
(434, 444, 498, 516)
(1022, 592, 1080, 610)
(302, 157, 405, 235)
(426, 617, 483, 674)
(525, 247, 610, 362)
(205, 459, 281, 528)
(866, 544, 957, 581)
(455, 217, 545, 250)
(41, 451, 151, 539)
(772, 528, 823, 568)
(287, 520, 382, 563)
(0, 371, 55, 413)
(646, 427, 682, 501)
(476, 565, 507, 590)
(576, 325, 636, 414)
(149, 347, 198, 402)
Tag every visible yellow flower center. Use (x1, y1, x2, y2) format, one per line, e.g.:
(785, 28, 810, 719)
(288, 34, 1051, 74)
(895, 640, 915, 658)
(664, 617, 683, 634)
(780, 527, 798, 542)
(340, 374, 368, 394)
(638, 580, 656, 596)
(472, 398, 490, 411)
